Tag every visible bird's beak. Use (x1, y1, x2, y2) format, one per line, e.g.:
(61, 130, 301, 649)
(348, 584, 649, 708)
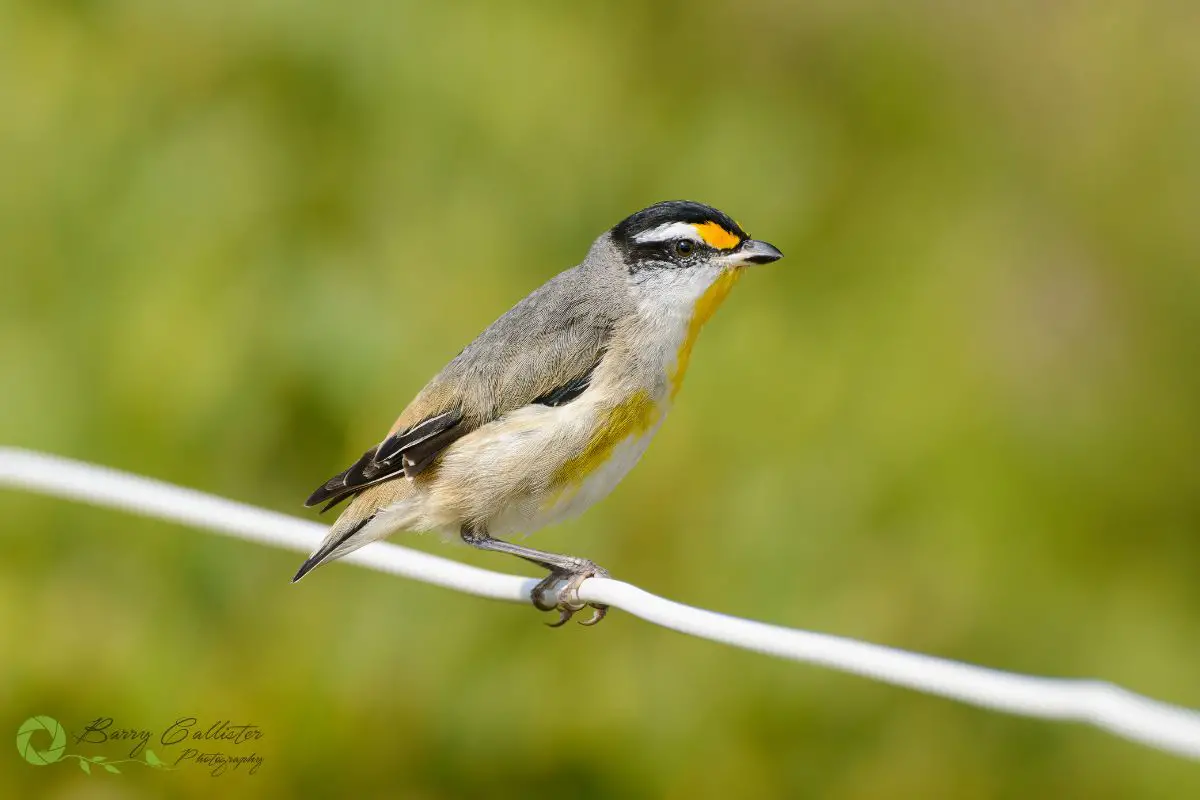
(727, 239, 784, 267)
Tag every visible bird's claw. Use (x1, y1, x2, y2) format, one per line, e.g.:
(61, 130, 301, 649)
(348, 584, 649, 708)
(532, 561, 610, 628)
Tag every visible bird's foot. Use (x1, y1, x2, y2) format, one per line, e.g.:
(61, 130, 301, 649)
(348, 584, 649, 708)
(531, 560, 610, 627)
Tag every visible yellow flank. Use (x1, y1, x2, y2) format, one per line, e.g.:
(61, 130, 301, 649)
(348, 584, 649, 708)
(693, 221, 741, 250)
(669, 269, 742, 398)
(551, 390, 658, 487)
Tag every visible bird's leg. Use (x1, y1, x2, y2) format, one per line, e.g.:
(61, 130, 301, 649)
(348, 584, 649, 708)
(460, 525, 610, 627)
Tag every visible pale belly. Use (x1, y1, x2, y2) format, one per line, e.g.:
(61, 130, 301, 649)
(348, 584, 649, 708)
(375, 395, 668, 538)
(490, 420, 663, 535)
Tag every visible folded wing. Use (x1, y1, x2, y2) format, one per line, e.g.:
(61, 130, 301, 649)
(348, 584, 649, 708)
(305, 266, 624, 513)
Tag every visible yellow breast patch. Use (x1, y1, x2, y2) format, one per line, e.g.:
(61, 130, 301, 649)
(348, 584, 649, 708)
(552, 390, 658, 488)
(669, 269, 742, 398)
(693, 221, 742, 250)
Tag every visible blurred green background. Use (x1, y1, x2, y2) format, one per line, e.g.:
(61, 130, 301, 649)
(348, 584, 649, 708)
(3, 0, 1199, 796)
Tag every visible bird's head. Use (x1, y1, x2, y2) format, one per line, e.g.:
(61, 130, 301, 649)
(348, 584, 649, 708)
(606, 199, 783, 316)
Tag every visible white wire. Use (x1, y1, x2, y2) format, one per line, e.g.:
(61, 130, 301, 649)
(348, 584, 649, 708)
(2, 446, 1199, 761)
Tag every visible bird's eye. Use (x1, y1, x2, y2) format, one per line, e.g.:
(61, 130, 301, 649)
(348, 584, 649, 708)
(672, 239, 695, 257)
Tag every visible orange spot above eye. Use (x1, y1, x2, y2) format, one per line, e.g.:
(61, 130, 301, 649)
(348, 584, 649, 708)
(693, 222, 741, 250)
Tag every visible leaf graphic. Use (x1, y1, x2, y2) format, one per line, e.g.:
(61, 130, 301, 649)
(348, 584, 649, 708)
(104, 764, 120, 774)
(92, 755, 107, 761)
(79, 760, 91, 774)
(144, 749, 163, 766)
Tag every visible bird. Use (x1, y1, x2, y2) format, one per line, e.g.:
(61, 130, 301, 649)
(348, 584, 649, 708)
(294, 200, 783, 626)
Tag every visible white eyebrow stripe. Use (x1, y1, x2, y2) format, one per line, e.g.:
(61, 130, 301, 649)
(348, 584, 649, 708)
(633, 221, 703, 244)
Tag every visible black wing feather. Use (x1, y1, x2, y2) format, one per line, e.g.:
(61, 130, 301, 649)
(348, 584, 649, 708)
(305, 410, 465, 511)
(532, 368, 594, 407)
(374, 410, 459, 463)
(400, 424, 470, 477)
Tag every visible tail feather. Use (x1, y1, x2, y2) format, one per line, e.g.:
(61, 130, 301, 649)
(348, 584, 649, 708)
(294, 480, 416, 583)
(292, 513, 375, 582)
